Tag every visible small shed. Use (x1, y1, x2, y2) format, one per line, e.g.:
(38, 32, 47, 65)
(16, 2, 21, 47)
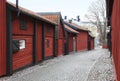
(64, 24, 79, 54)
(64, 22, 89, 52)
(39, 12, 66, 56)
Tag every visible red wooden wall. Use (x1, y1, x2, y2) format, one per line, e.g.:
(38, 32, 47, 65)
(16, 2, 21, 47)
(12, 13, 33, 70)
(0, 0, 6, 76)
(76, 31, 88, 51)
(111, 0, 120, 81)
(57, 21, 64, 56)
(91, 38, 94, 50)
(44, 23, 54, 58)
(36, 22, 42, 62)
(68, 34, 74, 52)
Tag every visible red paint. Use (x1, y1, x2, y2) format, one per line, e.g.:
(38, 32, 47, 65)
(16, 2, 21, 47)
(58, 39, 64, 55)
(36, 22, 42, 62)
(12, 13, 34, 35)
(44, 23, 54, 58)
(76, 31, 88, 51)
(68, 34, 74, 52)
(12, 36, 33, 70)
(45, 37, 53, 57)
(88, 36, 94, 50)
(12, 13, 34, 70)
(90, 38, 94, 49)
(57, 21, 65, 56)
(0, 0, 6, 76)
(110, 0, 120, 80)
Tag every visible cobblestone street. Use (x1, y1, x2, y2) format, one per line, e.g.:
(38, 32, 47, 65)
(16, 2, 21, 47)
(0, 49, 115, 81)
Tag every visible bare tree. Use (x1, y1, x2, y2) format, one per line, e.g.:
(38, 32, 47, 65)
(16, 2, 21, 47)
(85, 0, 107, 44)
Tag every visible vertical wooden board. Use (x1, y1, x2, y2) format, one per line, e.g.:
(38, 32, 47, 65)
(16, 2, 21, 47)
(0, 0, 6, 76)
(76, 32, 88, 51)
(12, 36, 33, 70)
(45, 37, 53, 57)
(68, 35, 73, 52)
(57, 22, 64, 56)
(58, 39, 64, 56)
(111, 0, 120, 80)
(36, 23, 42, 62)
(12, 13, 34, 35)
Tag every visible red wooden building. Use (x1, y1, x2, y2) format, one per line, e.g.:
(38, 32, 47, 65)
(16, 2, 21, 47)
(64, 22, 89, 52)
(39, 12, 66, 56)
(64, 24, 79, 54)
(0, 0, 6, 76)
(88, 33, 95, 50)
(106, 0, 120, 81)
(0, 1, 56, 76)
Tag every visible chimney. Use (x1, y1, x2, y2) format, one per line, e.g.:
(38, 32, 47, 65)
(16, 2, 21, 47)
(0, 0, 6, 76)
(64, 16, 67, 20)
(69, 19, 72, 23)
(77, 16, 80, 22)
(16, 0, 19, 9)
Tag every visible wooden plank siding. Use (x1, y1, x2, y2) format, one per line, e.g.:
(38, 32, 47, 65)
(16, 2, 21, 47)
(44, 23, 54, 58)
(0, 0, 6, 76)
(36, 22, 42, 62)
(76, 31, 88, 51)
(57, 21, 65, 56)
(108, 0, 120, 80)
(68, 34, 74, 52)
(12, 12, 34, 70)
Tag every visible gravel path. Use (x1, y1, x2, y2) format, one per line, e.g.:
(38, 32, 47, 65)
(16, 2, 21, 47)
(86, 50, 115, 81)
(0, 49, 115, 81)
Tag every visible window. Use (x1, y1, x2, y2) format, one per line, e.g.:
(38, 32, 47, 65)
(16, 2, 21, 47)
(12, 40, 20, 53)
(20, 20, 27, 30)
(19, 40, 26, 49)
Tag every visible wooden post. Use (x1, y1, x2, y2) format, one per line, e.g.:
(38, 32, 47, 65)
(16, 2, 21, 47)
(0, 0, 7, 76)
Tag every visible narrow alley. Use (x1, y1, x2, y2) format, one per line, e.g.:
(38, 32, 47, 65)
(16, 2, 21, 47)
(0, 49, 115, 81)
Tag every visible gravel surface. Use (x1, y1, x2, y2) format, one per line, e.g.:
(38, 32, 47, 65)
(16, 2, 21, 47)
(0, 49, 115, 81)
(86, 50, 115, 81)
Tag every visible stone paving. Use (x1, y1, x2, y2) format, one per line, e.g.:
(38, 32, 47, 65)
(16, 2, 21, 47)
(0, 49, 115, 81)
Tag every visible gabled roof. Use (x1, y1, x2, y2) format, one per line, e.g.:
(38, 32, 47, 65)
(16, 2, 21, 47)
(7, 1, 57, 25)
(38, 12, 65, 39)
(64, 21, 89, 32)
(38, 12, 63, 25)
(64, 24, 79, 34)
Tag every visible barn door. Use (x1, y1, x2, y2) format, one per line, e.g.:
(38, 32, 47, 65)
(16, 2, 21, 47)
(73, 37, 76, 52)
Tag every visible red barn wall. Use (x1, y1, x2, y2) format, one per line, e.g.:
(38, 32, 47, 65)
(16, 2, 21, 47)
(57, 21, 64, 56)
(0, 0, 6, 76)
(36, 22, 42, 62)
(91, 38, 94, 50)
(76, 31, 88, 51)
(44, 23, 54, 58)
(12, 13, 33, 70)
(68, 34, 74, 52)
(111, 0, 120, 81)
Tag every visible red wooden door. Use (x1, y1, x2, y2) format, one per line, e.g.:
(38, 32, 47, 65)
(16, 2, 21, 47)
(45, 37, 53, 57)
(36, 23, 42, 62)
(12, 36, 33, 70)
(69, 36, 73, 52)
(58, 39, 64, 56)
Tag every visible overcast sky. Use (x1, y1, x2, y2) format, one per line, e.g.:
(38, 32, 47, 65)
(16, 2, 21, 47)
(7, 0, 96, 21)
